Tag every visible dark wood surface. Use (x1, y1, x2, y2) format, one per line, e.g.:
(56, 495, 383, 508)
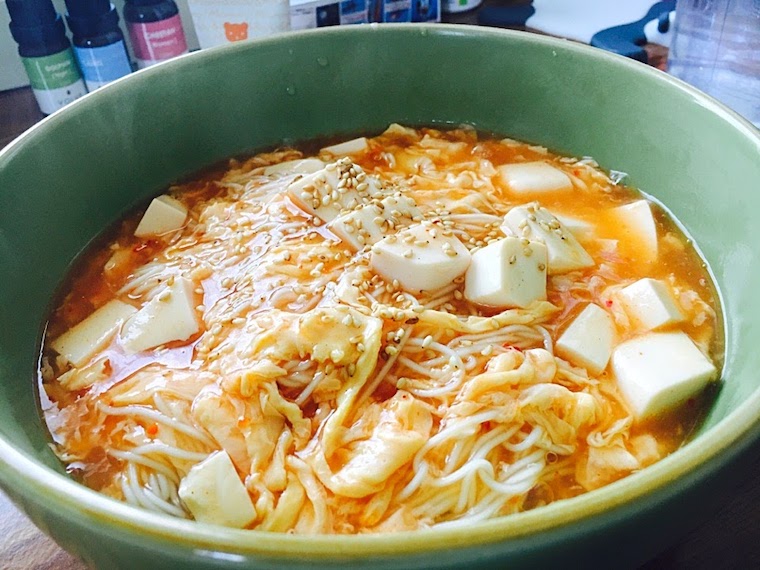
(1, 7, 758, 569)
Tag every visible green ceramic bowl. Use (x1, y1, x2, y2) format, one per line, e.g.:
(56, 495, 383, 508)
(1, 24, 759, 569)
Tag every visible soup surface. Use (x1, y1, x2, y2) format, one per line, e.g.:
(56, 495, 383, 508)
(39, 125, 721, 533)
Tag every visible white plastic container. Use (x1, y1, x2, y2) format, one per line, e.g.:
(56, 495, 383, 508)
(668, 0, 760, 127)
(187, 0, 290, 49)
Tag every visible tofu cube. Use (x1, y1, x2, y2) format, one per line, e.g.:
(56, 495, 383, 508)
(556, 303, 615, 375)
(618, 278, 685, 331)
(328, 194, 421, 251)
(121, 277, 199, 353)
(555, 214, 595, 241)
(51, 300, 137, 367)
(286, 161, 382, 223)
(497, 162, 572, 194)
(464, 237, 547, 308)
(134, 195, 187, 238)
(263, 158, 326, 176)
(178, 451, 257, 528)
(321, 137, 368, 156)
(502, 204, 595, 274)
(370, 223, 471, 292)
(611, 200, 658, 263)
(612, 331, 717, 419)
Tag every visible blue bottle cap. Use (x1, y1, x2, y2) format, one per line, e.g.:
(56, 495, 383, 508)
(64, 0, 121, 38)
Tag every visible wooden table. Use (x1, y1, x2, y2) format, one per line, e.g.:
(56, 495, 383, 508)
(1, 10, 759, 570)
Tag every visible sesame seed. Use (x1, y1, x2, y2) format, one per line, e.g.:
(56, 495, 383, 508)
(422, 335, 433, 348)
(403, 249, 414, 258)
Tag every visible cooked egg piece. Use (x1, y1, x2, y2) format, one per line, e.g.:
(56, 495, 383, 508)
(57, 356, 110, 391)
(502, 204, 595, 274)
(556, 303, 615, 375)
(464, 236, 547, 308)
(370, 222, 471, 292)
(618, 278, 685, 331)
(612, 331, 717, 419)
(134, 195, 187, 238)
(178, 451, 257, 528)
(121, 277, 199, 353)
(51, 300, 137, 367)
(497, 161, 573, 194)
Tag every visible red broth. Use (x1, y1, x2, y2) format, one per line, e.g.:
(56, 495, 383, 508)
(39, 125, 721, 533)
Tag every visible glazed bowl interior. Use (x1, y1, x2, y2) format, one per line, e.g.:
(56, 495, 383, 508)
(1, 24, 760, 569)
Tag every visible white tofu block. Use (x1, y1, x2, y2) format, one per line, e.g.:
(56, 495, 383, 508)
(464, 237, 547, 308)
(178, 451, 256, 528)
(611, 200, 658, 262)
(321, 137, 368, 156)
(286, 162, 382, 222)
(502, 204, 595, 274)
(263, 158, 326, 176)
(618, 278, 685, 331)
(121, 277, 199, 353)
(51, 300, 137, 367)
(370, 223, 471, 292)
(327, 194, 421, 251)
(556, 303, 615, 375)
(555, 214, 595, 241)
(497, 162, 572, 194)
(134, 195, 188, 238)
(612, 331, 717, 419)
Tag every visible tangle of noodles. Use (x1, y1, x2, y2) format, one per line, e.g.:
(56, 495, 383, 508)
(39, 125, 721, 533)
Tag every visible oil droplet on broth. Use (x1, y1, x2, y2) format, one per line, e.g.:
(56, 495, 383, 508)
(286, 85, 297, 95)
(317, 56, 329, 67)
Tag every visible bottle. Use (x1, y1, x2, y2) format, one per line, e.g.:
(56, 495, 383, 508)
(6, 0, 88, 115)
(123, 0, 189, 69)
(64, 0, 132, 91)
(667, 0, 760, 127)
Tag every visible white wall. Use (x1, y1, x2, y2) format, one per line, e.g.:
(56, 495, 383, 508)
(0, 0, 200, 92)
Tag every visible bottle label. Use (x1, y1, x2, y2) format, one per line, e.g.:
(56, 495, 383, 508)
(74, 42, 133, 91)
(22, 49, 83, 91)
(22, 49, 88, 114)
(31, 81, 88, 115)
(127, 14, 188, 68)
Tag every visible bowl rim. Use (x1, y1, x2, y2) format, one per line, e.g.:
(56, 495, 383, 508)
(1, 22, 760, 559)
